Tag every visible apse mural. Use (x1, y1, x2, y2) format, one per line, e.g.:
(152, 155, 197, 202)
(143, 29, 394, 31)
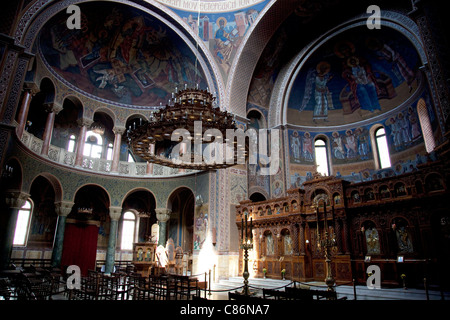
(288, 27, 421, 126)
(39, 2, 207, 107)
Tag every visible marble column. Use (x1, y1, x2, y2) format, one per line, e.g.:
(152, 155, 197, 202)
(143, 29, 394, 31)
(111, 126, 125, 173)
(16, 83, 39, 139)
(0, 191, 29, 269)
(105, 207, 122, 274)
(146, 143, 155, 175)
(41, 102, 63, 156)
(74, 118, 93, 167)
(51, 201, 74, 268)
(155, 208, 171, 247)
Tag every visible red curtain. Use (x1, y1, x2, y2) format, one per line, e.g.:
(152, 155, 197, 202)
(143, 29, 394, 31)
(61, 223, 99, 276)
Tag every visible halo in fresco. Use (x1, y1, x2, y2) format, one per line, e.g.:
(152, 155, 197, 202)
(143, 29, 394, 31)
(38, 2, 207, 107)
(287, 27, 421, 126)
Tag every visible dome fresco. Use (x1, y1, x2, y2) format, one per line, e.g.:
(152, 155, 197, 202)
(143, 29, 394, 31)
(38, 1, 207, 108)
(287, 26, 421, 127)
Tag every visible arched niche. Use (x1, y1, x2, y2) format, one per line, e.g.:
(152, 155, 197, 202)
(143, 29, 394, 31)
(122, 189, 156, 243)
(167, 187, 195, 252)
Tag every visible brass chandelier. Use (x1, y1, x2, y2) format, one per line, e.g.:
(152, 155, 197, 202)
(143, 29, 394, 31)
(127, 86, 242, 170)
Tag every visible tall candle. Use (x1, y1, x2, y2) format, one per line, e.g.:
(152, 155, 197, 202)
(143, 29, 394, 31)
(250, 217, 253, 241)
(316, 206, 319, 235)
(241, 218, 244, 241)
(323, 201, 327, 231)
(244, 216, 247, 241)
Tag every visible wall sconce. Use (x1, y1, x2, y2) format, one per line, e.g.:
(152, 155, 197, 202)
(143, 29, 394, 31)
(305, 239, 310, 250)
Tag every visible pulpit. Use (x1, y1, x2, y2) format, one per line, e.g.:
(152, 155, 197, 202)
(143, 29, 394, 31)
(133, 243, 157, 277)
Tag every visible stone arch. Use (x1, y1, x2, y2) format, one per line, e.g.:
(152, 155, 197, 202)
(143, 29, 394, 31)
(121, 187, 158, 209)
(29, 172, 63, 203)
(72, 183, 111, 209)
(166, 185, 195, 211)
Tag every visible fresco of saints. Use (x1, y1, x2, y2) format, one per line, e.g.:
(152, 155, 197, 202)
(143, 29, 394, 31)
(291, 131, 301, 162)
(355, 127, 370, 160)
(299, 61, 334, 122)
(302, 132, 314, 162)
(366, 37, 415, 92)
(344, 129, 358, 159)
(342, 56, 381, 112)
(214, 18, 238, 65)
(332, 131, 346, 160)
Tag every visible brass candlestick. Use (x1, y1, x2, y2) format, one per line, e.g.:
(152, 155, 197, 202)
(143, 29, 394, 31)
(314, 197, 337, 294)
(240, 212, 253, 296)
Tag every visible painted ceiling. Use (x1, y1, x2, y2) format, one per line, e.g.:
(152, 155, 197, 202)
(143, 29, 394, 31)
(38, 1, 207, 108)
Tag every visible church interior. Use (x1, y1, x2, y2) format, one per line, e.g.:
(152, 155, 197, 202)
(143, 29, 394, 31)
(1, 0, 450, 303)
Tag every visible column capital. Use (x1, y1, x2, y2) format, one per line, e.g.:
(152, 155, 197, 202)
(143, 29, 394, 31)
(77, 117, 93, 128)
(55, 201, 74, 217)
(5, 190, 30, 209)
(23, 81, 39, 96)
(109, 206, 122, 221)
(155, 208, 172, 223)
(113, 126, 126, 135)
(43, 101, 64, 114)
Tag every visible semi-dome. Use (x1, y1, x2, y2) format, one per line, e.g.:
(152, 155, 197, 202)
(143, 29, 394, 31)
(38, 1, 208, 109)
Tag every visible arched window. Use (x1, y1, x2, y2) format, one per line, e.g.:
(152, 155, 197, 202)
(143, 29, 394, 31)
(13, 200, 33, 246)
(121, 211, 136, 250)
(417, 99, 435, 152)
(84, 131, 103, 159)
(67, 134, 76, 153)
(374, 127, 391, 169)
(314, 138, 329, 176)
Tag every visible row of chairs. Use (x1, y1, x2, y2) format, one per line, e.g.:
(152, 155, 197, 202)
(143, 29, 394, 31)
(2, 266, 63, 300)
(131, 274, 201, 300)
(71, 270, 129, 300)
(69, 271, 201, 301)
(261, 286, 347, 300)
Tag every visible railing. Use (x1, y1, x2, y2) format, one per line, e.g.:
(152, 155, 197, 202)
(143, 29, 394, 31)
(9, 258, 53, 269)
(19, 131, 197, 177)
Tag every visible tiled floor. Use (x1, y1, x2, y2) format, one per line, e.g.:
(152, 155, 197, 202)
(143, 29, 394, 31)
(206, 277, 450, 300)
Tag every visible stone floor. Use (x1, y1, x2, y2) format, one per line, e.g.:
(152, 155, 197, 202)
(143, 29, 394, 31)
(4, 276, 448, 301)
(205, 277, 450, 300)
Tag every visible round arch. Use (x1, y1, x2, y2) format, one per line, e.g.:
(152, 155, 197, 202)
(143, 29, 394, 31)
(121, 187, 158, 209)
(166, 185, 195, 210)
(28, 172, 63, 203)
(71, 183, 111, 208)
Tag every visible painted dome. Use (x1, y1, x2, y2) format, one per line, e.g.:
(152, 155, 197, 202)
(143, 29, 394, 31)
(38, 1, 207, 108)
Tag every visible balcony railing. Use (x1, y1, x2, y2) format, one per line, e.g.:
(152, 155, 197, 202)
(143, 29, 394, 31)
(20, 131, 197, 177)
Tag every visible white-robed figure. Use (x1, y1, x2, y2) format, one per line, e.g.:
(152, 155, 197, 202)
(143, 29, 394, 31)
(299, 61, 334, 122)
